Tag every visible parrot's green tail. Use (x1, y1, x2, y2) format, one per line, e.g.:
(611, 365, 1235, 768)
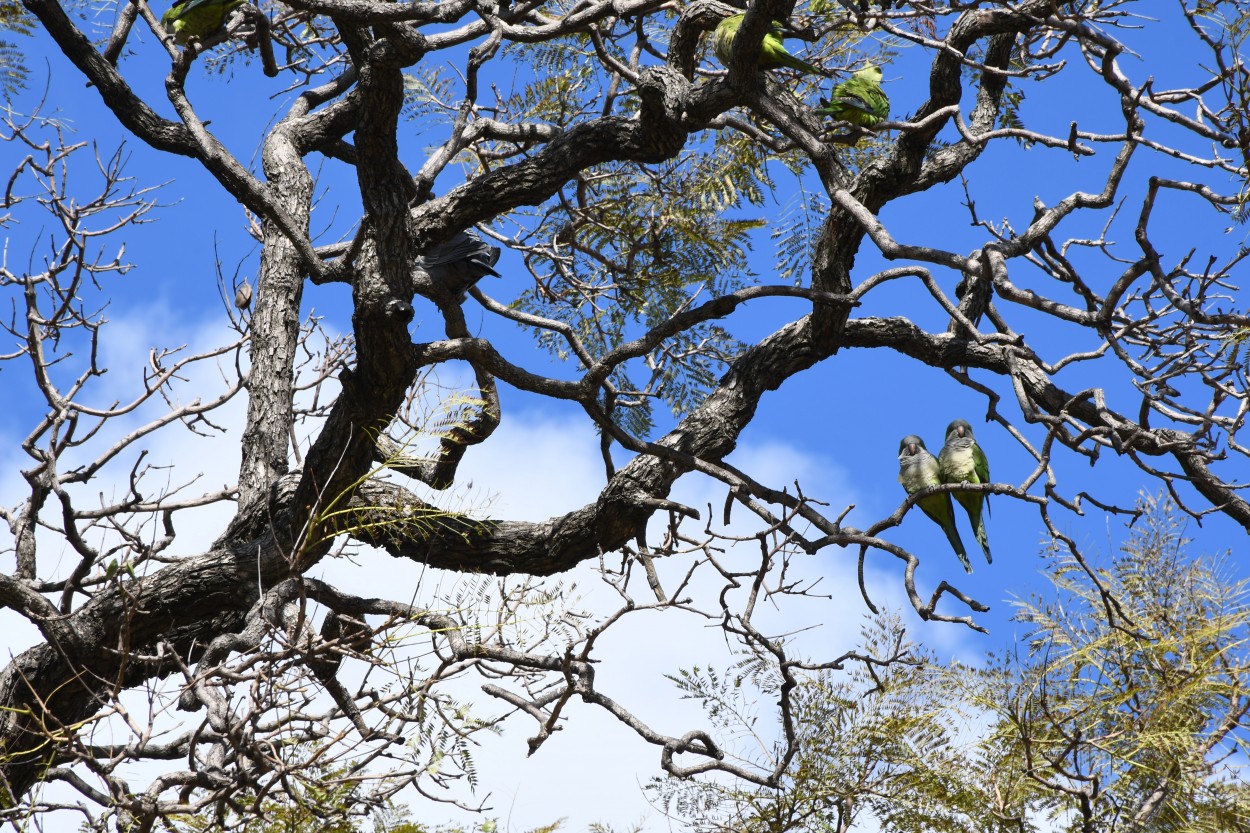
(944, 526, 972, 574)
(974, 521, 992, 565)
(957, 493, 991, 565)
(778, 53, 823, 76)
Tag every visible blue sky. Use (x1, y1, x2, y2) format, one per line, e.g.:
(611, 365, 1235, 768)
(3, 3, 1249, 830)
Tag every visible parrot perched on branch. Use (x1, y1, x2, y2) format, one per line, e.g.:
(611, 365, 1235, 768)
(938, 418, 992, 565)
(713, 13, 823, 76)
(161, 0, 246, 45)
(413, 229, 502, 300)
(815, 65, 890, 127)
(233, 281, 252, 311)
(898, 434, 972, 574)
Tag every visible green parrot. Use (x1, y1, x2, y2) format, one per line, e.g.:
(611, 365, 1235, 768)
(713, 13, 823, 76)
(161, 0, 246, 45)
(938, 418, 992, 564)
(898, 435, 972, 573)
(815, 66, 890, 127)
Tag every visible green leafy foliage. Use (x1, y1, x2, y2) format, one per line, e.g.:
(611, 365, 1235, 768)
(1222, 323, 1250, 383)
(0, 0, 30, 32)
(0, 0, 32, 101)
(470, 12, 901, 436)
(402, 69, 458, 131)
(511, 144, 762, 435)
(651, 615, 981, 833)
(976, 494, 1250, 832)
(772, 194, 828, 285)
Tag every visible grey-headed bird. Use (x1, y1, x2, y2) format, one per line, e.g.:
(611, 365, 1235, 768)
(233, 281, 252, 311)
(938, 419, 992, 564)
(898, 434, 971, 573)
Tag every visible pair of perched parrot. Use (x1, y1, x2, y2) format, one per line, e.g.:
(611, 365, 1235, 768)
(712, 13, 890, 127)
(897, 420, 992, 574)
(161, 0, 245, 44)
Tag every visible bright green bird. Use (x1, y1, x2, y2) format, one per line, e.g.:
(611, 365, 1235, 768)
(713, 13, 823, 76)
(898, 435, 971, 574)
(161, 0, 245, 45)
(938, 419, 992, 565)
(815, 66, 890, 127)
